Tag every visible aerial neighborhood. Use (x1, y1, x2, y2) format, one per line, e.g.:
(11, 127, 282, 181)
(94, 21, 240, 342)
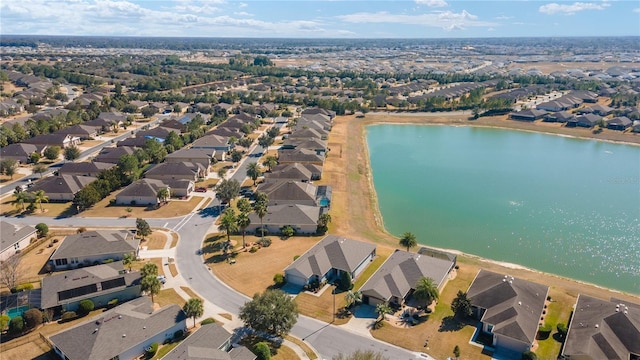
(0, 36, 639, 360)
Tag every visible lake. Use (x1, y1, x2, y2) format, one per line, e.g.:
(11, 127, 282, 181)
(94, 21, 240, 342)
(367, 124, 640, 294)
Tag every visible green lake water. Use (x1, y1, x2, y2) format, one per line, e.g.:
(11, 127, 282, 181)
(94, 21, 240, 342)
(367, 124, 640, 294)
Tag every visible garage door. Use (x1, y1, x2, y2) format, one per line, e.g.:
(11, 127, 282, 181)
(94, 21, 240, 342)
(285, 273, 308, 287)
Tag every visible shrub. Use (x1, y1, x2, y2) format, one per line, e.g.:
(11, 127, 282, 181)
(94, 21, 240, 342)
(9, 316, 24, 334)
(273, 273, 285, 287)
(14, 283, 34, 292)
(60, 311, 77, 322)
(23, 308, 43, 330)
(107, 299, 119, 309)
(249, 246, 259, 253)
(200, 318, 216, 325)
(0, 314, 10, 332)
(293, 255, 300, 261)
(255, 228, 269, 236)
(522, 351, 538, 360)
(174, 329, 184, 338)
(35, 223, 49, 238)
(253, 342, 271, 360)
(538, 323, 552, 340)
(280, 225, 295, 238)
(337, 271, 353, 291)
(258, 237, 272, 247)
(557, 323, 568, 337)
(77, 227, 87, 233)
(78, 300, 95, 315)
(145, 342, 158, 357)
(101, 258, 115, 264)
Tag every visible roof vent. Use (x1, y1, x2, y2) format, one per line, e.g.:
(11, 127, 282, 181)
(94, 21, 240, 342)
(143, 326, 146, 329)
(595, 324, 599, 328)
(93, 328, 98, 334)
(122, 334, 126, 337)
(518, 301, 522, 306)
(118, 315, 122, 319)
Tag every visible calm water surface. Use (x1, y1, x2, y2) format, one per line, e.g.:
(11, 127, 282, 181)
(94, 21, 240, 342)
(367, 125, 640, 294)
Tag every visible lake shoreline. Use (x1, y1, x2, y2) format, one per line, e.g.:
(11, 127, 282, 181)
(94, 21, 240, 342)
(326, 113, 640, 301)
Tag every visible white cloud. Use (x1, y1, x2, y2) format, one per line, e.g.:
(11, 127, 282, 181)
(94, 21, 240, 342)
(633, 8, 640, 13)
(539, 2, 611, 15)
(239, 2, 248, 8)
(337, 10, 495, 31)
(415, 0, 448, 7)
(234, 11, 252, 16)
(495, 15, 513, 20)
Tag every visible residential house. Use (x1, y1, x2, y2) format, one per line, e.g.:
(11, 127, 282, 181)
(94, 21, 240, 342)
(48, 230, 140, 270)
(29, 174, 96, 202)
(271, 163, 322, 181)
(360, 249, 456, 306)
(96, 111, 127, 126)
(265, 163, 314, 183)
(161, 323, 256, 360)
(117, 136, 150, 148)
(55, 124, 98, 140)
(116, 178, 193, 205)
(94, 146, 135, 164)
(0, 99, 24, 116)
(25, 133, 80, 148)
(606, 116, 632, 130)
(288, 128, 327, 140)
(50, 297, 187, 360)
(580, 104, 614, 116)
(284, 235, 376, 287)
(58, 162, 115, 177)
(145, 162, 205, 182)
(509, 109, 548, 121)
(214, 102, 234, 114)
(40, 262, 141, 312)
(543, 111, 575, 123)
(191, 134, 231, 161)
(281, 138, 328, 155)
(0, 143, 42, 164)
(569, 113, 602, 128)
(246, 204, 321, 235)
(302, 107, 336, 119)
(467, 270, 549, 355)
(0, 221, 37, 262)
(256, 180, 331, 208)
(160, 119, 187, 133)
(165, 148, 214, 172)
(278, 149, 325, 166)
(561, 294, 640, 360)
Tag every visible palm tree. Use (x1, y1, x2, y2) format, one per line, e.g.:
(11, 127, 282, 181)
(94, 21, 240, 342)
(246, 162, 261, 185)
(219, 208, 238, 244)
(141, 275, 161, 303)
(236, 212, 251, 248)
(253, 192, 268, 239)
(399, 232, 417, 252)
(183, 298, 204, 328)
(262, 156, 277, 172)
(413, 277, 439, 308)
(375, 303, 392, 323)
(13, 191, 29, 212)
(122, 252, 135, 271)
(345, 290, 362, 309)
(32, 190, 48, 212)
(236, 197, 252, 214)
(156, 187, 169, 204)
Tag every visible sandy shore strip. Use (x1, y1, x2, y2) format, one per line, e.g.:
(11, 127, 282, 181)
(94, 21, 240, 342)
(324, 112, 640, 301)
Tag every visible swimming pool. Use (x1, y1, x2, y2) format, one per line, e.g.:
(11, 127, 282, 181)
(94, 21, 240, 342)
(6, 305, 29, 319)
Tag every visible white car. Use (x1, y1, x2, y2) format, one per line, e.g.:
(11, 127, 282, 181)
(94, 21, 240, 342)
(157, 275, 166, 284)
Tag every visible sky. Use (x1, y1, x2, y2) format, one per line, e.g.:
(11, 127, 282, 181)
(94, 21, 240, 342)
(1, 0, 639, 38)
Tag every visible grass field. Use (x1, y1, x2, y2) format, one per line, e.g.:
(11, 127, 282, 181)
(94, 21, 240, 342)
(80, 193, 203, 218)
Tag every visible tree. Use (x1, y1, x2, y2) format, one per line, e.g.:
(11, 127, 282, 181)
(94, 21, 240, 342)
(63, 145, 80, 161)
(33, 163, 47, 178)
(236, 212, 251, 248)
(230, 149, 243, 163)
(73, 186, 101, 211)
(141, 262, 158, 278)
(215, 179, 240, 204)
(262, 155, 277, 172)
(521, 351, 538, 360)
(317, 212, 331, 234)
(122, 252, 135, 271)
(117, 154, 139, 177)
(217, 167, 227, 179)
(239, 289, 298, 336)
(258, 134, 274, 149)
(399, 232, 417, 252)
(136, 218, 152, 239)
(237, 197, 252, 214)
(29, 152, 41, 164)
(143, 139, 167, 164)
(141, 275, 161, 303)
(183, 298, 204, 328)
(253, 192, 268, 239)
(413, 277, 439, 307)
(266, 126, 279, 139)
(451, 291, 473, 318)
(157, 187, 170, 204)
(13, 191, 29, 212)
(338, 271, 353, 291)
(345, 290, 362, 308)
(43, 146, 61, 160)
(219, 208, 238, 244)
(375, 303, 392, 323)
(333, 350, 389, 360)
(22, 308, 43, 330)
(0, 159, 18, 179)
(32, 190, 48, 212)
(253, 342, 271, 360)
(453, 345, 461, 359)
(9, 315, 24, 335)
(35, 223, 48, 238)
(78, 299, 95, 315)
(141, 106, 158, 118)
(246, 162, 261, 185)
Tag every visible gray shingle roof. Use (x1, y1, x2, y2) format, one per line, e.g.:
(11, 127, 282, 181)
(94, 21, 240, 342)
(192, 134, 230, 148)
(562, 294, 640, 359)
(265, 163, 313, 182)
(58, 162, 114, 175)
(30, 174, 96, 195)
(0, 221, 36, 253)
(161, 323, 256, 360)
(117, 178, 167, 198)
(255, 180, 317, 204)
(50, 230, 139, 261)
(278, 149, 324, 164)
(40, 262, 141, 309)
(285, 235, 376, 278)
(360, 250, 455, 302)
(248, 204, 320, 228)
(50, 297, 186, 360)
(467, 270, 549, 344)
(145, 162, 200, 178)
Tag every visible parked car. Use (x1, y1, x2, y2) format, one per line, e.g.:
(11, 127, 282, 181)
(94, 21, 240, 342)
(157, 275, 166, 284)
(194, 187, 207, 192)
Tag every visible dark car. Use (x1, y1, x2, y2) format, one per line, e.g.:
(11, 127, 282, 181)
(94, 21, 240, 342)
(194, 187, 207, 192)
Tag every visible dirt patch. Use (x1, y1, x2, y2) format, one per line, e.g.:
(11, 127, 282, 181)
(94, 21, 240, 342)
(144, 231, 168, 250)
(80, 192, 203, 218)
(168, 263, 178, 277)
(180, 286, 201, 300)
